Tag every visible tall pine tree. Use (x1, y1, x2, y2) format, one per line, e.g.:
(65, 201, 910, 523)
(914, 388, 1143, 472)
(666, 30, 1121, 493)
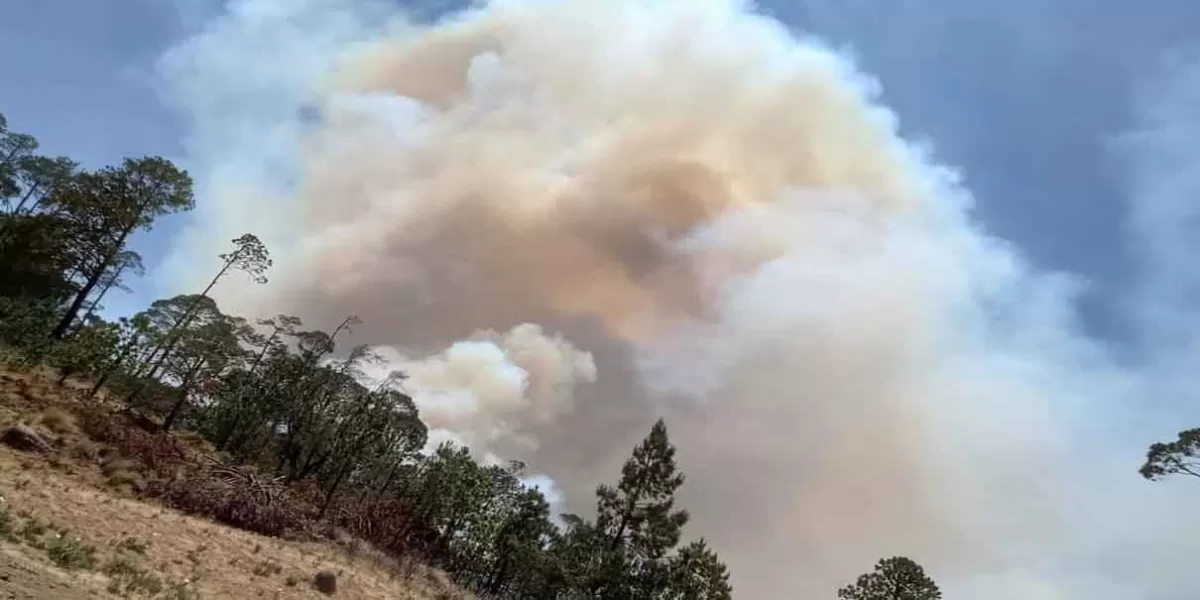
(589, 418, 692, 597)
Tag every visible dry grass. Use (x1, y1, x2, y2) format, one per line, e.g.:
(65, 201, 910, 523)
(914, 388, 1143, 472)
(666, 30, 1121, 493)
(0, 464, 467, 598)
(175, 429, 212, 452)
(101, 457, 140, 477)
(39, 406, 78, 435)
(68, 437, 100, 461)
(0, 365, 471, 599)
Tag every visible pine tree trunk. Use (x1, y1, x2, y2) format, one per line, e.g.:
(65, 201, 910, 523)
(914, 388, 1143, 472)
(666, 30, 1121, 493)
(161, 359, 204, 432)
(161, 390, 188, 433)
(320, 462, 353, 518)
(72, 264, 124, 335)
(87, 371, 111, 398)
(52, 225, 133, 339)
(89, 335, 139, 398)
(11, 182, 39, 215)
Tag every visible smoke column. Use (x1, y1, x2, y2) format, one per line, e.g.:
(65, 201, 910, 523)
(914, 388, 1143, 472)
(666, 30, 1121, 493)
(156, 0, 1200, 596)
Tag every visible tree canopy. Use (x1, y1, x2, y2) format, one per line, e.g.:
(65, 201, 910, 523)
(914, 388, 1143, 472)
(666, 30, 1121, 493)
(1140, 428, 1200, 481)
(838, 557, 942, 600)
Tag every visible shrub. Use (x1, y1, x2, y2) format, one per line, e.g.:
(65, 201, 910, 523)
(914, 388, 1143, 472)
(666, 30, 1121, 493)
(81, 409, 191, 477)
(19, 515, 50, 547)
(46, 533, 98, 570)
(158, 469, 316, 538)
(0, 504, 12, 540)
(106, 469, 146, 493)
(103, 556, 164, 596)
(114, 536, 151, 555)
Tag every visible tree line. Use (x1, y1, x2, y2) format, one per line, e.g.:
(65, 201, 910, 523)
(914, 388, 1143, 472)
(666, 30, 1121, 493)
(0, 111, 966, 598)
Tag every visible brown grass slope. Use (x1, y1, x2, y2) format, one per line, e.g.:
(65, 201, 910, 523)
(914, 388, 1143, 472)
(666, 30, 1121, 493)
(0, 365, 470, 599)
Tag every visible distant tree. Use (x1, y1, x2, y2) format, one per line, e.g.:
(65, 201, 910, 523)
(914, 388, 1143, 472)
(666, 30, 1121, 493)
(1140, 429, 1200, 481)
(0, 117, 81, 301)
(129, 233, 270, 402)
(838, 557, 942, 600)
(51, 157, 194, 338)
(159, 310, 248, 432)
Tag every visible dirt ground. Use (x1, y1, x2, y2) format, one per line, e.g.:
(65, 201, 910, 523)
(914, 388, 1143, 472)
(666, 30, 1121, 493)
(0, 367, 468, 600)
(0, 543, 100, 600)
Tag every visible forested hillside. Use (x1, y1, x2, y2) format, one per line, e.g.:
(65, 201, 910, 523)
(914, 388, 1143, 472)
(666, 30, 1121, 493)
(0, 112, 739, 598)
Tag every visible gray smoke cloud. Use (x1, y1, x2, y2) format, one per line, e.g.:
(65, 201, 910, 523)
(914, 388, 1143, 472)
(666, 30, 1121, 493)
(155, 1, 1200, 597)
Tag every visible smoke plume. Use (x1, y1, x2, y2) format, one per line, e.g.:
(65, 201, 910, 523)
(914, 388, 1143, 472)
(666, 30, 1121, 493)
(156, 0, 1200, 597)
(373, 323, 597, 460)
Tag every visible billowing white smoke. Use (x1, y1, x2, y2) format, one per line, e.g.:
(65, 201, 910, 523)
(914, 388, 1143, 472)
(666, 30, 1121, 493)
(155, 0, 1200, 597)
(372, 323, 596, 459)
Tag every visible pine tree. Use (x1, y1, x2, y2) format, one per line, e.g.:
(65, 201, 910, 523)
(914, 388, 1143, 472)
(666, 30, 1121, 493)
(838, 556, 942, 600)
(597, 419, 689, 555)
(590, 418, 691, 596)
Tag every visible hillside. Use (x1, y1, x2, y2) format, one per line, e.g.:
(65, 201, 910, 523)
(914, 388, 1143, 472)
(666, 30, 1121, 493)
(0, 366, 468, 600)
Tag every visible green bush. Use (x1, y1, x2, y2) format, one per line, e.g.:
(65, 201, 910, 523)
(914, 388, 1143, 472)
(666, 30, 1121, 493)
(45, 533, 98, 570)
(19, 515, 50, 547)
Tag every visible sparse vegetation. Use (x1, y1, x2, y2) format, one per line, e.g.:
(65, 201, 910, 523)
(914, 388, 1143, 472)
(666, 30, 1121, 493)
(101, 457, 141, 477)
(0, 503, 12, 540)
(104, 555, 166, 596)
(251, 558, 282, 577)
(115, 536, 151, 555)
(20, 514, 51, 547)
(46, 532, 99, 570)
(163, 581, 202, 600)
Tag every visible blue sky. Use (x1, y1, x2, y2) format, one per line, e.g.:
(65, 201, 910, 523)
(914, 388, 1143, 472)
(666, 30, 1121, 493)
(5, 0, 1199, 338)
